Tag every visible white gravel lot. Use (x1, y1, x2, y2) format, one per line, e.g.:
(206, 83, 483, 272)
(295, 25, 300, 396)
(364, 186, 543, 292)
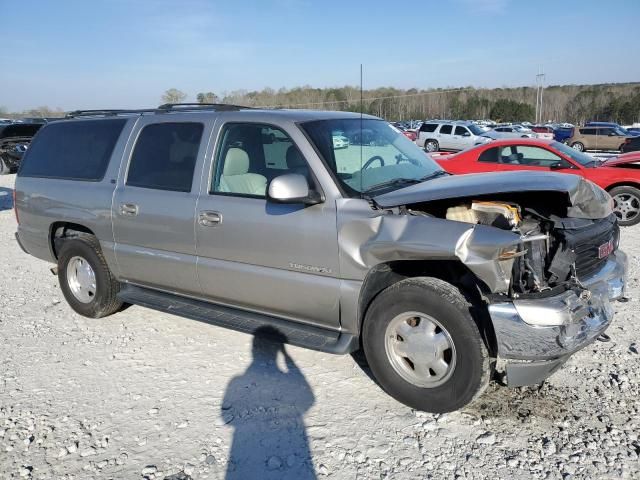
(0, 173, 639, 480)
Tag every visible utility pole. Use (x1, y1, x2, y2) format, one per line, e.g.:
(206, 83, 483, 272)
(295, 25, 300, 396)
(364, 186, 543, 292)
(535, 67, 545, 124)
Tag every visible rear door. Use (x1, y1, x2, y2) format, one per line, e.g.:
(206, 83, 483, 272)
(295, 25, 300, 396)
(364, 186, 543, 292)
(437, 124, 454, 149)
(112, 116, 214, 295)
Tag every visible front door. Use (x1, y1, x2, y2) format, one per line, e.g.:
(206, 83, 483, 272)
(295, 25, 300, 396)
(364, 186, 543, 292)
(195, 122, 341, 329)
(452, 126, 473, 151)
(112, 117, 212, 295)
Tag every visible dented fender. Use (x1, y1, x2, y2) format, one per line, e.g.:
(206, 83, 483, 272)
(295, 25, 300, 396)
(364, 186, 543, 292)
(337, 198, 520, 293)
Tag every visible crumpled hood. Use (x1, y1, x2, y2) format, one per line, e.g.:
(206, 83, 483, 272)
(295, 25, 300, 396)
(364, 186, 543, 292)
(373, 170, 612, 219)
(601, 152, 640, 167)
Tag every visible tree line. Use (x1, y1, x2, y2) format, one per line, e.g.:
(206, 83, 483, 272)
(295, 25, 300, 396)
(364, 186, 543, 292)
(171, 82, 640, 125)
(3, 82, 638, 125)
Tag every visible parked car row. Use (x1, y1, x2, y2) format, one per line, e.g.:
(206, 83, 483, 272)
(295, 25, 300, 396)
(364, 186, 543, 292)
(433, 138, 640, 226)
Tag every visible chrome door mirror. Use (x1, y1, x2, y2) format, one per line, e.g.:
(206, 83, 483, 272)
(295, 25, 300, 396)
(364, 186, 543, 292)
(267, 173, 322, 205)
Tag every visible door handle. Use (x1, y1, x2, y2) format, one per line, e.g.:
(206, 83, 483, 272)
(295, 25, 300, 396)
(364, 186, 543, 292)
(198, 211, 222, 227)
(120, 203, 139, 216)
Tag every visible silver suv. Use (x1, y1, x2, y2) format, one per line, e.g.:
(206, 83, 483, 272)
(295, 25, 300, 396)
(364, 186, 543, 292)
(416, 121, 491, 152)
(15, 104, 627, 413)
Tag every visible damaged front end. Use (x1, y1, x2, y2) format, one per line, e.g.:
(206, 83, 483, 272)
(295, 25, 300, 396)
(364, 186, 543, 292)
(364, 172, 628, 387)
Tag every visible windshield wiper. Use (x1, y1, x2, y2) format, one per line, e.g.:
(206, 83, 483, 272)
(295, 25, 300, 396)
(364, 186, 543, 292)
(419, 170, 450, 181)
(363, 177, 422, 194)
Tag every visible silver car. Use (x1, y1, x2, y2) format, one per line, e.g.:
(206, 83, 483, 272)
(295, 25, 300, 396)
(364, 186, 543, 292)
(482, 124, 538, 140)
(15, 105, 626, 413)
(417, 121, 491, 152)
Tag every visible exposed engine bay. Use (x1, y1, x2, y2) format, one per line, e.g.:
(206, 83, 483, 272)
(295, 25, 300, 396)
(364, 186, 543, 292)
(404, 191, 619, 297)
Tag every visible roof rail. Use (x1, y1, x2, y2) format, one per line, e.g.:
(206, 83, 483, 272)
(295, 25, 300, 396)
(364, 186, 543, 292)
(65, 109, 157, 118)
(65, 103, 255, 119)
(156, 103, 253, 112)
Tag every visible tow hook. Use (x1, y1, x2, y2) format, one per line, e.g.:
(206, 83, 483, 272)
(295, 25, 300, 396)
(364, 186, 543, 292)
(50, 266, 58, 276)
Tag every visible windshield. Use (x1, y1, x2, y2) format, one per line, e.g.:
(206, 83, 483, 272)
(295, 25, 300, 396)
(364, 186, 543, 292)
(468, 124, 485, 135)
(301, 118, 442, 196)
(551, 141, 596, 166)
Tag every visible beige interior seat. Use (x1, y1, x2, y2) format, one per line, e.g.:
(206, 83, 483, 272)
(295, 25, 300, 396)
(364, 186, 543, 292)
(219, 147, 267, 196)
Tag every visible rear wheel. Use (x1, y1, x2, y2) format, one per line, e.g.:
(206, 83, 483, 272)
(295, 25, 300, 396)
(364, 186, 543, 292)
(58, 234, 122, 318)
(362, 277, 491, 413)
(572, 142, 585, 152)
(424, 140, 439, 153)
(610, 186, 640, 226)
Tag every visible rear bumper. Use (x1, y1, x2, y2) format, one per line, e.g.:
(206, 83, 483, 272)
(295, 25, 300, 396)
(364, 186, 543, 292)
(489, 250, 627, 386)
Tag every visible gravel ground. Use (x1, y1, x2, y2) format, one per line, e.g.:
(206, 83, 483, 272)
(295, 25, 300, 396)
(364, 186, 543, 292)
(1, 173, 639, 480)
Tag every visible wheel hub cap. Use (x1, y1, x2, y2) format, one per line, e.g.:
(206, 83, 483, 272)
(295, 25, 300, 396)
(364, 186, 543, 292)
(384, 311, 456, 388)
(66, 256, 96, 303)
(613, 193, 640, 222)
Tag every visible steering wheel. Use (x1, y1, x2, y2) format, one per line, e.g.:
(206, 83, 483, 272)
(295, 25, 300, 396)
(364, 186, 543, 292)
(396, 155, 420, 166)
(363, 155, 385, 169)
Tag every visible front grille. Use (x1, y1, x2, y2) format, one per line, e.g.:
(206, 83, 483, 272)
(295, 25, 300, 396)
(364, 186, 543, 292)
(570, 219, 617, 279)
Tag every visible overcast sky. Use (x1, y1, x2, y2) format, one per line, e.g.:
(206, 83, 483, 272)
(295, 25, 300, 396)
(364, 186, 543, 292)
(1, 0, 639, 111)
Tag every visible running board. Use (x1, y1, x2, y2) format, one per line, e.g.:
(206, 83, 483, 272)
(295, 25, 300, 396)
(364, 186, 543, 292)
(117, 284, 359, 355)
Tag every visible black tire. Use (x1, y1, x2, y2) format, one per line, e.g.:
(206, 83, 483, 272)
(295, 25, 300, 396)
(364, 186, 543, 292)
(57, 234, 122, 318)
(571, 142, 585, 152)
(362, 277, 491, 413)
(424, 140, 439, 153)
(609, 186, 640, 227)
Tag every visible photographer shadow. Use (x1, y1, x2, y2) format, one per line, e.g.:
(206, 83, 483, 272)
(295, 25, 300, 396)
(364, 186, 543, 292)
(221, 326, 316, 480)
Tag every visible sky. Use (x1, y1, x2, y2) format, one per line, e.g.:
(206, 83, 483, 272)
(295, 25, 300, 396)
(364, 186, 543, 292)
(1, 0, 639, 111)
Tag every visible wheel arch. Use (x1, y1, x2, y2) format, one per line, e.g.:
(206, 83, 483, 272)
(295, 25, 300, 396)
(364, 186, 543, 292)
(605, 181, 640, 192)
(357, 260, 497, 356)
(49, 221, 97, 259)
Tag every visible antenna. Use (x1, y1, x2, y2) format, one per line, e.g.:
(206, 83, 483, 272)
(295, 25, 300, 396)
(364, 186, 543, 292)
(360, 64, 364, 197)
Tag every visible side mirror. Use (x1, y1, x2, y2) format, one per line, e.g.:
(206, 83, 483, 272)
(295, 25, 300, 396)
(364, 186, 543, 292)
(267, 173, 322, 205)
(550, 161, 570, 170)
(608, 132, 616, 136)
(462, 132, 471, 137)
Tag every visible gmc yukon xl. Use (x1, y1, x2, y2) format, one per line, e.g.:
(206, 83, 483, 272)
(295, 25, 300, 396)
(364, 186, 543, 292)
(14, 104, 627, 413)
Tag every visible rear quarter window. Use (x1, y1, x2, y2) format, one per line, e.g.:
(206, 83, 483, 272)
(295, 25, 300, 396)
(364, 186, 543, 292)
(19, 119, 126, 181)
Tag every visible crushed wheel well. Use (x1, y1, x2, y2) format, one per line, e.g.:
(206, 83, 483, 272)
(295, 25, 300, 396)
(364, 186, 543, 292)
(358, 260, 497, 356)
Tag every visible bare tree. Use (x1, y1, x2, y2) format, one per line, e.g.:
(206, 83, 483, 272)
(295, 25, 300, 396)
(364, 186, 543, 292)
(196, 92, 218, 104)
(161, 88, 187, 104)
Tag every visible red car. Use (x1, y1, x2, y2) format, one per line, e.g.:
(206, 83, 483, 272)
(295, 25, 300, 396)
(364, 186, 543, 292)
(435, 139, 640, 226)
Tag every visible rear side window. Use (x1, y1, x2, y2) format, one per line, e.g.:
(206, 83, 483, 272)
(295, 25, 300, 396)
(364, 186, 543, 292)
(439, 125, 453, 135)
(420, 123, 437, 133)
(580, 128, 596, 135)
(127, 122, 203, 192)
(478, 147, 500, 163)
(19, 119, 126, 181)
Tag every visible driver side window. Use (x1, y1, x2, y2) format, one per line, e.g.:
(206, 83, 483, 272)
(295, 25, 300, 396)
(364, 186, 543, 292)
(211, 123, 310, 198)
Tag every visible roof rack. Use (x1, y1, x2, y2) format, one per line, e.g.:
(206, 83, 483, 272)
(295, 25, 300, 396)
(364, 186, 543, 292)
(65, 109, 157, 118)
(65, 103, 255, 119)
(156, 103, 253, 112)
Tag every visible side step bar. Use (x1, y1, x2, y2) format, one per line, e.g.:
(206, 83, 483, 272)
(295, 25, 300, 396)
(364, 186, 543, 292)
(117, 284, 359, 355)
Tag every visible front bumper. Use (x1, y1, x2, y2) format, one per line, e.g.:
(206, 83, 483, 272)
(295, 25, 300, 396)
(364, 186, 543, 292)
(489, 250, 627, 386)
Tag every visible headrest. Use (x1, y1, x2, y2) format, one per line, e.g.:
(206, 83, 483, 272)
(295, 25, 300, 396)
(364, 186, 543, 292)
(286, 146, 306, 169)
(223, 148, 250, 176)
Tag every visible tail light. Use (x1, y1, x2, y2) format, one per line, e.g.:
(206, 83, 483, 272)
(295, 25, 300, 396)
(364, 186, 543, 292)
(13, 189, 18, 224)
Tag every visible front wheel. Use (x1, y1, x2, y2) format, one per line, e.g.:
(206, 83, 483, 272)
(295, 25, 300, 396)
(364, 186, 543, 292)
(362, 277, 491, 413)
(58, 234, 123, 318)
(610, 186, 640, 226)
